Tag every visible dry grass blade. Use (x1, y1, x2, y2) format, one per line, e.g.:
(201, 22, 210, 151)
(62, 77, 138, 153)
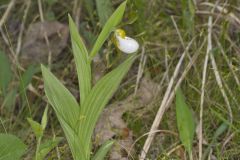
(0, 0, 16, 28)
(37, 0, 53, 68)
(199, 15, 212, 160)
(134, 45, 147, 96)
(140, 39, 195, 160)
(16, 0, 31, 57)
(210, 51, 233, 124)
(201, 2, 240, 25)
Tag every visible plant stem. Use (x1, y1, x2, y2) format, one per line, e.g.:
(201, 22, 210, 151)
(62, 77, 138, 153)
(35, 137, 42, 160)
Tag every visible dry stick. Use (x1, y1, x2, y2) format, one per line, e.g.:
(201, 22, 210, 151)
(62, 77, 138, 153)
(215, 36, 240, 86)
(140, 39, 195, 160)
(0, 0, 16, 28)
(199, 15, 212, 160)
(16, 0, 31, 57)
(37, 0, 53, 68)
(134, 45, 147, 96)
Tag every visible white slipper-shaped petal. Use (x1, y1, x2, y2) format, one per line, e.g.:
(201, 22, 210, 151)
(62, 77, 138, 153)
(114, 29, 139, 54)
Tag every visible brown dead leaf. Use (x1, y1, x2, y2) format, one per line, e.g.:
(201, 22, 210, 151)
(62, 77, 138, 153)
(94, 77, 158, 159)
(20, 21, 69, 65)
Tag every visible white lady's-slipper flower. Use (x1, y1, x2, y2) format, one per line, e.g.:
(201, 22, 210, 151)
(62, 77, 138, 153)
(114, 29, 139, 54)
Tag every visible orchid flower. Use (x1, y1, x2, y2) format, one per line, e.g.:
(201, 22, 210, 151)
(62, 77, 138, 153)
(114, 29, 139, 54)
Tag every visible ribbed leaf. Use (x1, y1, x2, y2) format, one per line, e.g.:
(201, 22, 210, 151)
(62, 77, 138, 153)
(80, 55, 136, 157)
(92, 140, 114, 160)
(58, 117, 86, 160)
(41, 65, 79, 128)
(90, 1, 127, 58)
(0, 133, 27, 160)
(69, 15, 91, 105)
(41, 65, 84, 159)
(176, 88, 195, 155)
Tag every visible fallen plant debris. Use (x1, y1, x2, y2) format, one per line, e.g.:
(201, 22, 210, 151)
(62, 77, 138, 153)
(94, 77, 158, 159)
(20, 21, 69, 65)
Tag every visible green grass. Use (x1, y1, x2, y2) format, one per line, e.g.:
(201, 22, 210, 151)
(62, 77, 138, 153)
(0, 0, 240, 159)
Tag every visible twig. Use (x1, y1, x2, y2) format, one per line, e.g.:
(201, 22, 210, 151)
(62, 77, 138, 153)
(199, 15, 212, 160)
(0, 0, 16, 28)
(140, 39, 195, 159)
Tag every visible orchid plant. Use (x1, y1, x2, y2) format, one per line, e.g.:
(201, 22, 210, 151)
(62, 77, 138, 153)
(41, 1, 139, 160)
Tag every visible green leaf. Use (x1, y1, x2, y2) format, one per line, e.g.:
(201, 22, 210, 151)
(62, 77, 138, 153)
(27, 118, 43, 139)
(41, 2, 130, 159)
(0, 50, 12, 95)
(90, 1, 127, 58)
(41, 106, 48, 131)
(41, 65, 80, 129)
(57, 117, 86, 160)
(41, 65, 85, 159)
(176, 88, 195, 155)
(92, 140, 114, 160)
(36, 137, 62, 160)
(0, 133, 27, 160)
(80, 55, 136, 157)
(96, 0, 113, 26)
(68, 15, 92, 105)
